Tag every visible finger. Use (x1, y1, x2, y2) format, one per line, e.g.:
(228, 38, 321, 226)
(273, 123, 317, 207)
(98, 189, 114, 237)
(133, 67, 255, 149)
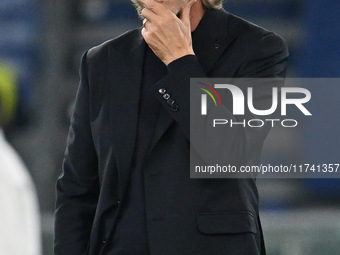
(143, 18, 154, 32)
(141, 25, 151, 40)
(141, 26, 155, 46)
(138, 0, 168, 14)
(141, 26, 147, 38)
(180, 0, 196, 27)
(141, 26, 150, 45)
(141, 7, 159, 22)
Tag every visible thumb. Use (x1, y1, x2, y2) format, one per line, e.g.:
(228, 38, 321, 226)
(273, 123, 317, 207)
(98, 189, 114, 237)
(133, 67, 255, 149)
(180, 0, 196, 27)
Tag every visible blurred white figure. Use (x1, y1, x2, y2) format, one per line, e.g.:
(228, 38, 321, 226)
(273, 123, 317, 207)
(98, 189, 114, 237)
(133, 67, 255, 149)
(0, 63, 41, 255)
(0, 130, 41, 255)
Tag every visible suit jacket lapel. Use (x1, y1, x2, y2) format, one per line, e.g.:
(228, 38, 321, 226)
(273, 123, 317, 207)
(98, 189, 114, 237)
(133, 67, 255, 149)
(108, 29, 146, 201)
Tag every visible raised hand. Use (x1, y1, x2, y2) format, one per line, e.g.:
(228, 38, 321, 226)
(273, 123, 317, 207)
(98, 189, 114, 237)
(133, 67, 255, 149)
(140, 0, 196, 66)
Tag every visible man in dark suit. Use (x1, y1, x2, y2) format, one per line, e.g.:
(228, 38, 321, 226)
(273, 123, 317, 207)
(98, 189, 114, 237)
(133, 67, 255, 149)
(54, 0, 288, 254)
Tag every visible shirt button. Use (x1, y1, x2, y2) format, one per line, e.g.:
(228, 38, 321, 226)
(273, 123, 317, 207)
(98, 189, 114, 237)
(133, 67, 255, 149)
(170, 104, 179, 112)
(158, 88, 166, 94)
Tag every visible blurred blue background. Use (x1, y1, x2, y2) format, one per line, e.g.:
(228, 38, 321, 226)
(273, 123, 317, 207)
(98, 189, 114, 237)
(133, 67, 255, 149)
(0, 0, 339, 254)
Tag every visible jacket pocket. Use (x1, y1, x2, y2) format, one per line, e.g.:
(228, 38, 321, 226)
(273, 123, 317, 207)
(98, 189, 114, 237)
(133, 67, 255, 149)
(196, 210, 257, 235)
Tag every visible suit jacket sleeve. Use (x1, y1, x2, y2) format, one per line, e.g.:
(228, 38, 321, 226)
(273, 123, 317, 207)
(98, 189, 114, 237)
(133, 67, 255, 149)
(151, 32, 288, 167)
(54, 51, 99, 255)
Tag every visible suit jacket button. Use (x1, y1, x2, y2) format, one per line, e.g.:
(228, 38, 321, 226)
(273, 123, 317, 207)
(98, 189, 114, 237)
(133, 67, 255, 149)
(170, 104, 179, 112)
(163, 93, 170, 100)
(167, 98, 175, 105)
(159, 88, 166, 94)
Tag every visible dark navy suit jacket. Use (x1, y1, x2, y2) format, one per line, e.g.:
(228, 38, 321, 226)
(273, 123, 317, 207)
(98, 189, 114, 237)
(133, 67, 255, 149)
(54, 8, 288, 255)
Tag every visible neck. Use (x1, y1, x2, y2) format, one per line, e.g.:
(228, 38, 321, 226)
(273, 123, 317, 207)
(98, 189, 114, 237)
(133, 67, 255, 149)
(189, 1, 206, 31)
